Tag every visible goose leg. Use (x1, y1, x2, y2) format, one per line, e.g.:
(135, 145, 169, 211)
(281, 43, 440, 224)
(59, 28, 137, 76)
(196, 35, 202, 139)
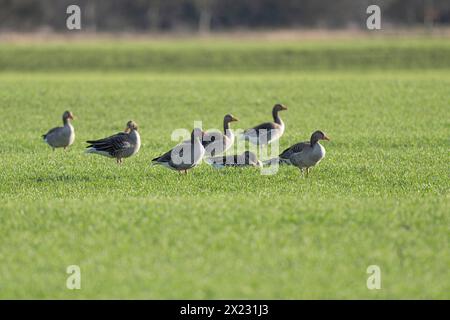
(306, 168, 310, 177)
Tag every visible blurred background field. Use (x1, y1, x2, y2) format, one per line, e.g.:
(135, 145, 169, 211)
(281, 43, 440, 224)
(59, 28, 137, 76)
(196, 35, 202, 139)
(0, 0, 449, 299)
(1, 0, 449, 32)
(1, 38, 450, 72)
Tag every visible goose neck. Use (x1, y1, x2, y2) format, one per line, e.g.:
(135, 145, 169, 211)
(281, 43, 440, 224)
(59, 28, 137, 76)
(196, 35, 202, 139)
(272, 110, 282, 125)
(224, 123, 233, 139)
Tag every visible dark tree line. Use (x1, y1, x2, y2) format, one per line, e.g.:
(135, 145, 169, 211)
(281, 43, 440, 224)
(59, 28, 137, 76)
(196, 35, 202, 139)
(0, 0, 449, 32)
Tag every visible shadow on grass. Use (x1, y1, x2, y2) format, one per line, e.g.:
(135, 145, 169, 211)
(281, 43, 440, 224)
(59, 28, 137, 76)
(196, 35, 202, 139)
(33, 175, 94, 183)
(32, 173, 131, 183)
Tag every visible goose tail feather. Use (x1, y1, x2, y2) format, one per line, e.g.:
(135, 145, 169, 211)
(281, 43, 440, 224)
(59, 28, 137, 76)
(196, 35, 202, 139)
(85, 147, 96, 154)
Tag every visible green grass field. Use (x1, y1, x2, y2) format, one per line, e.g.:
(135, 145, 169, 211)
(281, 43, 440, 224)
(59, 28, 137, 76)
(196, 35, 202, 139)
(0, 39, 449, 299)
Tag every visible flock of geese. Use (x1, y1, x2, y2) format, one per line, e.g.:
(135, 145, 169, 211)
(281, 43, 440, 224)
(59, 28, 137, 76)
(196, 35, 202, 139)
(42, 104, 330, 176)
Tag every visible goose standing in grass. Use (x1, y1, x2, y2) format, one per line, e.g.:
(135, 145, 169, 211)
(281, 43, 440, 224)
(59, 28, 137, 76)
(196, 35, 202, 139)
(241, 104, 287, 146)
(202, 114, 239, 157)
(42, 111, 75, 151)
(206, 151, 262, 168)
(265, 130, 330, 176)
(85, 121, 141, 164)
(151, 128, 205, 174)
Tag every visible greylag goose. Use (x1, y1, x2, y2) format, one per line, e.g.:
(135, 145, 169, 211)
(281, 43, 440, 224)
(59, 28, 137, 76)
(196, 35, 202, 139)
(85, 121, 141, 164)
(151, 128, 205, 174)
(241, 104, 287, 145)
(202, 114, 239, 157)
(206, 151, 262, 168)
(266, 130, 330, 176)
(42, 111, 75, 150)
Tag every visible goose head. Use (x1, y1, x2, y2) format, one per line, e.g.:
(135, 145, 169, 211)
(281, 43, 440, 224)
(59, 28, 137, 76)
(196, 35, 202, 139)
(272, 104, 287, 121)
(224, 114, 239, 124)
(125, 120, 139, 133)
(273, 104, 288, 113)
(310, 130, 330, 145)
(62, 111, 75, 123)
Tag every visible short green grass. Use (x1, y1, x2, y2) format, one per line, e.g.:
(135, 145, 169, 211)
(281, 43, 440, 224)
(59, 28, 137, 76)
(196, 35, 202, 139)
(0, 40, 449, 299)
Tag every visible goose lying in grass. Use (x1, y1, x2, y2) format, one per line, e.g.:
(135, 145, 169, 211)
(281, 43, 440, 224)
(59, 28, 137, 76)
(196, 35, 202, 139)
(206, 151, 262, 168)
(85, 121, 141, 164)
(265, 130, 330, 176)
(202, 114, 239, 157)
(151, 128, 205, 174)
(240, 104, 287, 146)
(42, 111, 75, 151)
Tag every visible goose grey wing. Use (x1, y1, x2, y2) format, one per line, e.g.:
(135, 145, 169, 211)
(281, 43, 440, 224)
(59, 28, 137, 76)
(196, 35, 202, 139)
(42, 126, 62, 139)
(86, 132, 130, 156)
(245, 122, 279, 135)
(279, 141, 309, 159)
(86, 132, 127, 144)
(152, 148, 173, 163)
(152, 141, 188, 163)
